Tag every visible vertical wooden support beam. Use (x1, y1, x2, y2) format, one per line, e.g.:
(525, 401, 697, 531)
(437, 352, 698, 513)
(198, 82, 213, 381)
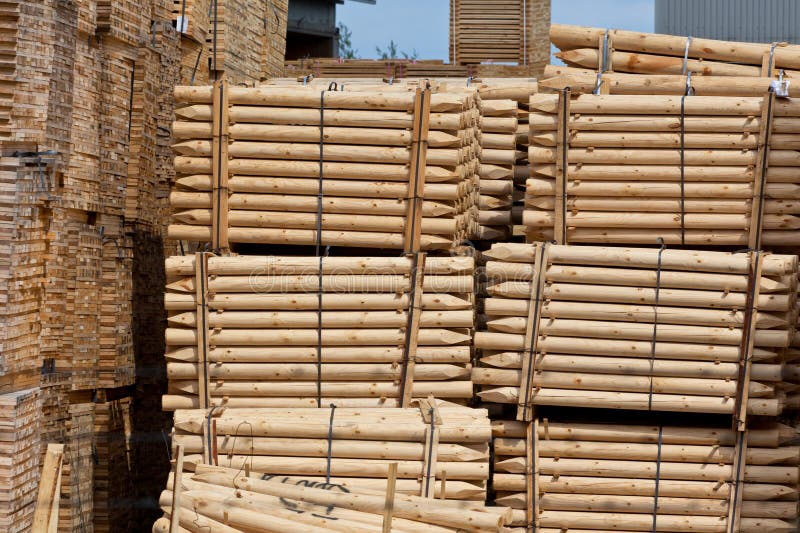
(32, 443, 64, 533)
(403, 88, 431, 254)
(195, 252, 212, 411)
(525, 419, 541, 531)
(726, 431, 749, 533)
(400, 252, 426, 407)
(382, 463, 398, 533)
(553, 90, 570, 244)
(517, 243, 548, 421)
(169, 444, 185, 533)
(211, 76, 230, 252)
(735, 252, 764, 431)
(748, 92, 775, 251)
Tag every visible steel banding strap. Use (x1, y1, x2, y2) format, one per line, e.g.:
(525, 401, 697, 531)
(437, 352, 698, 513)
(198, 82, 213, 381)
(679, 94, 687, 245)
(648, 239, 666, 411)
(651, 424, 663, 532)
(315, 86, 334, 407)
(682, 36, 692, 75)
(325, 404, 337, 483)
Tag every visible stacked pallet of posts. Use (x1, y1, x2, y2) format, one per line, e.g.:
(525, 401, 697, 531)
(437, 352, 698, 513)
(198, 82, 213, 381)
(470, 78, 537, 241)
(473, 242, 799, 415)
(162, 254, 475, 409)
(551, 24, 800, 77)
(491, 418, 800, 531)
(524, 91, 800, 246)
(0, 388, 41, 532)
(170, 84, 479, 249)
(154, 462, 514, 531)
(168, 404, 493, 502)
(448, 0, 548, 76)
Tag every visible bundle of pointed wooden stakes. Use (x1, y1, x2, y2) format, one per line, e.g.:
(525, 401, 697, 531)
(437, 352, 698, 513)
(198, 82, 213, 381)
(524, 92, 800, 246)
(491, 418, 800, 532)
(170, 83, 480, 250)
(474, 243, 800, 415)
(162, 254, 475, 409)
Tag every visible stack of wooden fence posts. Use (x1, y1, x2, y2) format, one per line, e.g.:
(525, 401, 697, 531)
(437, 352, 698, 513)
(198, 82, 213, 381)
(492, 418, 800, 531)
(157, 462, 515, 532)
(524, 92, 800, 246)
(162, 254, 476, 409)
(551, 24, 800, 77)
(170, 83, 480, 249)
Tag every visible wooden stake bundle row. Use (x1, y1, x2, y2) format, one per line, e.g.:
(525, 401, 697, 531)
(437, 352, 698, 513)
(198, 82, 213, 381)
(163, 253, 475, 410)
(550, 24, 800, 77)
(172, 83, 480, 250)
(526, 92, 800, 246)
(167, 404, 492, 507)
(492, 418, 800, 532)
(154, 463, 513, 532)
(474, 242, 799, 418)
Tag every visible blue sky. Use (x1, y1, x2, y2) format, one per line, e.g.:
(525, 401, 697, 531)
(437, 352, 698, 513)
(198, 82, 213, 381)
(338, 0, 655, 60)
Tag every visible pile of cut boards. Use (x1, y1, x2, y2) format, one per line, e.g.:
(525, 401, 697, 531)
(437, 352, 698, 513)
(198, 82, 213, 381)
(0, 1, 289, 532)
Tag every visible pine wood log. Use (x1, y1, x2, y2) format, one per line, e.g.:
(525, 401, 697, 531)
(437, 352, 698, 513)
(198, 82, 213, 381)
(541, 68, 800, 97)
(164, 292, 472, 311)
(164, 346, 472, 363)
(174, 86, 466, 112)
(549, 24, 800, 70)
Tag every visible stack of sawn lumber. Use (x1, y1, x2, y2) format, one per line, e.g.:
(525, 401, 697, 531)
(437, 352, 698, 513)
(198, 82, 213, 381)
(524, 92, 800, 246)
(492, 418, 800, 532)
(0, 388, 41, 532)
(168, 404, 493, 504)
(474, 242, 800, 415)
(170, 84, 479, 250)
(551, 24, 800, 77)
(155, 461, 514, 531)
(162, 254, 475, 409)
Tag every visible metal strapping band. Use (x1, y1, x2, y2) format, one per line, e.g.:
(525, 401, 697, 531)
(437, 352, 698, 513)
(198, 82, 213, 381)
(325, 404, 337, 483)
(600, 30, 610, 73)
(651, 424, 663, 532)
(593, 72, 603, 95)
(682, 36, 692, 75)
(768, 42, 780, 74)
(679, 94, 687, 245)
(315, 85, 336, 407)
(560, 88, 569, 241)
(648, 238, 666, 411)
(423, 407, 436, 497)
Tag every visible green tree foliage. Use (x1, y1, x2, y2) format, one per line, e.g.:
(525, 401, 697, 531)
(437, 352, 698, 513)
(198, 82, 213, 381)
(376, 40, 418, 60)
(337, 22, 358, 59)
